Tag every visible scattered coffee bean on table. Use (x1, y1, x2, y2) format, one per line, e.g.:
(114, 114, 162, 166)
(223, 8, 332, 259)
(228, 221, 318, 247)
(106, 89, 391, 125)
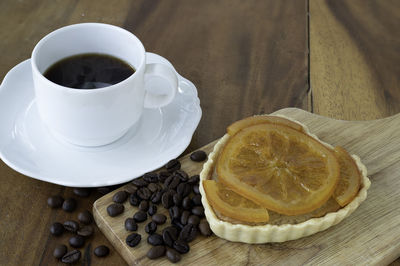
(158, 171, 171, 182)
(179, 223, 197, 242)
(78, 210, 93, 225)
(53, 244, 68, 259)
(62, 198, 77, 212)
(61, 249, 81, 264)
(132, 178, 148, 187)
(162, 226, 178, 248)
(193, 184, 200, 194)
(192, 194, 202, 206)
(63, 220, 79, 233)
(50, 222, 64, 236)
(77, 225, 94, 237)
(112, 190, 128, 203)
(69, 235, 85, 248)
(126, 233, 142, 247)
(199, 220, 212, 236)
(139, 200, 149, 212)
(190, 150, 207, 162)
(165, 159, 181, 172)
(133, 210, 147, 222)
(148, 204, 157, 216)
(73, 187, 91, 197)
(180, 210, 190, 225)
(129, 193, 141, 206)
(147, 245, 166, 259)
(47, 195, 64, 208)
(188, 175, 200, 185)
(145, 221, 157, 234)
(162, 192, 174, 209)
(169, 206, 181, 220)
(166, 248, 181, 263)
(192, 206, 205, 217)
(147, 233, 164, 246)
(94, 245, 110, 257)
(125, 218, 138, 231)
(152, 213, 167, 225)
(137, 187, 152, 200)
(107, 203, 124, 217)
(173, 239, 190, 254)
(143, 172, 159, 183)
(188, 215, 200, 226)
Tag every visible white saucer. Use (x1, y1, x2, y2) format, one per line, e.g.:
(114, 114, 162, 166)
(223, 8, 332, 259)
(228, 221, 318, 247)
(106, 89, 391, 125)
(0, 53, 201, 187)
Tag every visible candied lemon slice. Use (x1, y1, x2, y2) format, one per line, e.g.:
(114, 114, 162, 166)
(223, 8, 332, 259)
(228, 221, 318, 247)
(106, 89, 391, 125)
(333, 146, 362, 207)
(217, 123, 340, 216)
(227, 115, 306, 136)
(203, 180, 269, 223)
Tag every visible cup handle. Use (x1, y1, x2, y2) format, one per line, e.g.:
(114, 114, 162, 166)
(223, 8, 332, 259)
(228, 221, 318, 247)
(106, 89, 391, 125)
(143, 63, 178, 108)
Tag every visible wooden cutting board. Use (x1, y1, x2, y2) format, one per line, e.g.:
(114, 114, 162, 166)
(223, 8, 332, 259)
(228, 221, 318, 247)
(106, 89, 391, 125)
(93, 108, 400, 265)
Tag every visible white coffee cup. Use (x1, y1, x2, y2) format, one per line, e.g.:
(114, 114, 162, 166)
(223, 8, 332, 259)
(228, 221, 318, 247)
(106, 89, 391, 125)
(31, 23, 177, 146)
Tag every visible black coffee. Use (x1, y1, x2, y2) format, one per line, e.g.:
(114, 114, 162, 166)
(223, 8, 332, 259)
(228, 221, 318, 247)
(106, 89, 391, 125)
(44, 53, 135, 89)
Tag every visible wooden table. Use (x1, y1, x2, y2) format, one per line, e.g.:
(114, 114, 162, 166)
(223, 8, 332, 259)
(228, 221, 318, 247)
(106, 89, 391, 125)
(0, 1, 398, 265)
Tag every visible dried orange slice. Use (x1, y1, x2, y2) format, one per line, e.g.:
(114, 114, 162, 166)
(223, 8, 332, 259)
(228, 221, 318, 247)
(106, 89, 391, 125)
(217, 123, 340, 215)
(203, 180, 269, 223)
(333, 146, 361, 207)
(227, 115, 305, 136)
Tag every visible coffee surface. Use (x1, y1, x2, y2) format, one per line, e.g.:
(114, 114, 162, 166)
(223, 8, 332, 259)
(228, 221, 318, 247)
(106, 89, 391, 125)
(44, 53, 135, 89)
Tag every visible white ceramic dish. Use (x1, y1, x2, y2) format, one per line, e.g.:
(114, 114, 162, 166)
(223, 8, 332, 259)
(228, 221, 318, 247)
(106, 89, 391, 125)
(0, 53, 201, 187)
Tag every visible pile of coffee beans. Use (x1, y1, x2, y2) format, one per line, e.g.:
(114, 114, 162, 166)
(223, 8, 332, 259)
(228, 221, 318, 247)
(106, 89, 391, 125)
(106, 152, 212, 263)
(47, 188, 111, 264)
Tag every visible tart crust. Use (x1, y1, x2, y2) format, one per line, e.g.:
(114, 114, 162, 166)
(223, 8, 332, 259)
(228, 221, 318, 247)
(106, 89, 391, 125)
(199, 115, 370, 243)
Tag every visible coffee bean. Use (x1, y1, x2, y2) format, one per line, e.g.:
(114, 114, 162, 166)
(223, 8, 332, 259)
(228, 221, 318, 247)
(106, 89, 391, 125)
(143, 172, 159, 183)
(112, 191, 128, 203)
(53, 244, 67, 259)
(162, 226, 178, 248)
(94, 245, 110, 257)
(97, 186, 112, 195)
(188, 215, 200, 226)
(77, 225, 94, 237)
(179, 224, 197, 242)
(169, 206, 181, 220)
(148, 204, 157, 216)
(50, 222, 64, 236)
(107, 203, 124, 217)
(61, 249, 81, 264)
(126, 233, 141, 247)
(129, 193, 141, 206)
(161, 192, 173, 209)
(177, 183, 191, 197)
(180, 210, 190, 225)
(62, 198, 77, 212)
(47, 195, 64, 208)
(190, 150, 207, 162)
(173, 239, 190, 254)
(137, 187, 152, 200)
(147, 183, 160, 193)
(165, 159, 181, 172)
(147, 245, 166, 259)
(168, 176, 181, 190)
(125, 218, 138, 231)
(166, 248, 181, 263)
(73, 187, 91, 197)
(199, 220, 212, 236)
(152, 213, 167, 225)
(63, 220, 79, 233)
(132, 178, 148, 187)
(151, 191, 162, 204)
(193, 184, 200, 194)
(145, 221, 157, 234)
(192, 206, 205, 217)
(125, 184, 138, 194)
(133, 210, 147, 223)
(175, 170, 189, 182)
(69, 235, 85, 248)
(188, 175, 200, 185)
(173, 193, 182, 206)
(171, 218, 185, 230)
(147, 233, 164, 246)
(78, 210, 93, 225)
(192, 194, 202, 206)
(182, 196, 192, 210)
(158, 171, 171, 182)
(139, 200, 149, 212)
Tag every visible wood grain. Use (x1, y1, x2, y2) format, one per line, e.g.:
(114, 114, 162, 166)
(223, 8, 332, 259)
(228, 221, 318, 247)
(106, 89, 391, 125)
(0, 1, 308, 265)
(94, 108, 400, 265)
(310, 0, 400, 120)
